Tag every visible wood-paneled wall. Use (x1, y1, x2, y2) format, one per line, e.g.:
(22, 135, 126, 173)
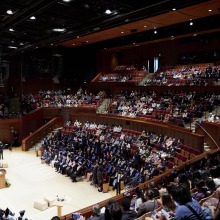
(0, 119, 22, 143)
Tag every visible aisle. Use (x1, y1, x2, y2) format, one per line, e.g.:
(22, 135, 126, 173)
(0, 148, 112, 220)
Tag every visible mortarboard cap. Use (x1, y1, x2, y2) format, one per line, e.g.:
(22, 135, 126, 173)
(19, 210, 25, 216)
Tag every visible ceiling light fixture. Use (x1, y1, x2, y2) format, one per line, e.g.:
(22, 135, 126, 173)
(105, 9, 112, 14)
(53, 28, 66, 32)
(172, 8, 176, 11)
(190, 21, 193, 26)
(8, 46, 17, 49)
(7, 9, 13, 15)
(121, 31, 124, 34)
(63, 0, 71, 2)
(9, 28, 14, 32)
(154, 30, 157, 34)
(193, 34, 197, 36)
(208, 9, 212, 12)
(144, 25, 147, 28)
(30, 16, 36, 20)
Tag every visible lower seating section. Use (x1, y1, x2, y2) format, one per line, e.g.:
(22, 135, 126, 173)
(42, 121, 199, 192)
(60, 149, 220, 220)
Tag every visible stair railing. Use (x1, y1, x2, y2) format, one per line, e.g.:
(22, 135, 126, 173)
(196, 121, 220, 149)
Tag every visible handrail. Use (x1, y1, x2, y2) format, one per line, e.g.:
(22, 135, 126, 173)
(196, 121, 220, 149)
(22, 117, 62, 151)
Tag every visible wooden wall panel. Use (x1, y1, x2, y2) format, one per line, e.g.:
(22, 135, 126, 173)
(0, 119, 22, 143)
(22, 108, 44, 139)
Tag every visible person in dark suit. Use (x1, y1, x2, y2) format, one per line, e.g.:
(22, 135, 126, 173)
(97, 166, 104, 192)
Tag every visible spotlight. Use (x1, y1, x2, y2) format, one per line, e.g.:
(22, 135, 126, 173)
(105, 9, 112, 14)
(7, 9, 13, 15)
(53, 28, 66, 32)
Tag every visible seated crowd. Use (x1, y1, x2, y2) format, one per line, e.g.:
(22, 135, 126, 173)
(85, 154, 220, 220)
(0, 89, 105, 119)
(43, 139, 219, 220)
(98, 72, 145, 83)
(105, 90, 220, 127)
(41, 120, 200, 193)
(21, 88, 105, 113)
(144, 65, 220, 86)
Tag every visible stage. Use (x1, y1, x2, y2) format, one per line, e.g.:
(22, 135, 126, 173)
(0, 148, 112, 220)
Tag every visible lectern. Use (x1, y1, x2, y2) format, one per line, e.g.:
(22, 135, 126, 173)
(0, 171, 6, 189)
(52, 201, 63, 217)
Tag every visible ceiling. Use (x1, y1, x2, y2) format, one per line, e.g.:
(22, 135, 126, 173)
(0, 0, 220, 56)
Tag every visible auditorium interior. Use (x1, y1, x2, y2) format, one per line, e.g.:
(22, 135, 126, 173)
(0, 0, 220, 220)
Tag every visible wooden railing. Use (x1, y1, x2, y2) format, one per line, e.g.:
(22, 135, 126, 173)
(22, 117, 63, 151)
(60, 148, 220, 220)
(195, 121, 220, 150)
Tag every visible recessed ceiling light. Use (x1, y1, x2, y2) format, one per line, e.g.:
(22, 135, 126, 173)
(30, 16, 36, 20)
(190, 21, 193, 26)
(133, 43, 136, 45)
(154, 30, 157, 34)
(63, 0, 71, 2)
(52, 28, 66, 32)
(172, 8, 176, 11)
(121, 31, 124, 34)
(72, 43, 75, 45)
(20, 42, 24, 46)
(104, 48, 106, 50)
(171, 36, 174, 38)
(9, 28, 14, 32)
(77, 36, 80, 38)
(86, 40, 88, 43)
(144, 25, 147, 28)
(208, 9, 212, 12)
(193, 34, 197, 36)
(8, 46, 17, 49)
(7, 9, 13, 15)
(105, 9, 112, 14)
